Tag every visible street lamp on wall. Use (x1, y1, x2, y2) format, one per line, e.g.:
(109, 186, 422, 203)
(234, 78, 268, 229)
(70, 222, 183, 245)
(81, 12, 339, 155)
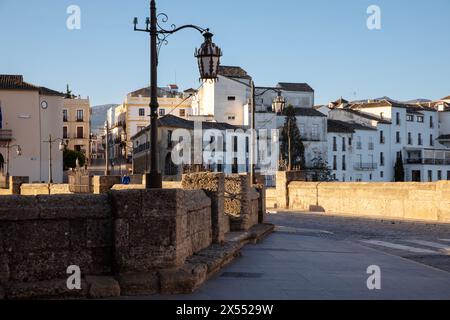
(133, 0, 222, 189)
(272, 92, 286, 114)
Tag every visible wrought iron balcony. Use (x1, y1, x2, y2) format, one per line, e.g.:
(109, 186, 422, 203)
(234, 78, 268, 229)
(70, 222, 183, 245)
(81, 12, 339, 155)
(0, 129, 12, 141)
(406, 158, 450, 165)
(354, 163, 378, 171)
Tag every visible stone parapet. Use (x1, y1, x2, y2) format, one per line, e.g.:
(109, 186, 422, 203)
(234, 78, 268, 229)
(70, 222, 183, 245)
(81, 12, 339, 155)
(288, 181, 450, 223)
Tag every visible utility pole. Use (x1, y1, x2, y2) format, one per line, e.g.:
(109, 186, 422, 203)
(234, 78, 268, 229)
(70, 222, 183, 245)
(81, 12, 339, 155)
(48, 134, 53, 184)
(250, 80, 256, 185)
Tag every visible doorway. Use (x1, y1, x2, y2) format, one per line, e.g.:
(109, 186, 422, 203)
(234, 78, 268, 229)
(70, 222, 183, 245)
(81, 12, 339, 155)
(411, 170, 421, 182)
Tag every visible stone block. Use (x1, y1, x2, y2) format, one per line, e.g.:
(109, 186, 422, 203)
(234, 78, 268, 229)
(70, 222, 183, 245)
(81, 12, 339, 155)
(0, 196, 39, 221)
(118, 273, 159, 296)
(3, 221, 70, 252)
(0, 254, 9, 284)
(38, 194, 111, 219)
(70, 220, 86, 249)
(114, 219, 129, 248)
(86, 276, 120, 299)
(6, 279, 88, 300)
(141, 189, 179, 217)
(159, 262, 208, 294)
(90, 248, 113, 274)
(86, 219, 113, 248)
(9, 250, 93, 282)
(109, 190, 142, 218)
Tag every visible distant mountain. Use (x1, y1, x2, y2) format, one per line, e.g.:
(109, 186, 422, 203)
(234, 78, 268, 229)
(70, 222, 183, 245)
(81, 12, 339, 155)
(91, 104, 119, 134)
(404, 98, 432, 104)
(351, 97, 431, 104)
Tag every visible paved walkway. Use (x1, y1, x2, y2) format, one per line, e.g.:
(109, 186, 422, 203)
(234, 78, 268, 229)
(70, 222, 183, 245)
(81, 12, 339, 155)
(145, 223, 450, 300)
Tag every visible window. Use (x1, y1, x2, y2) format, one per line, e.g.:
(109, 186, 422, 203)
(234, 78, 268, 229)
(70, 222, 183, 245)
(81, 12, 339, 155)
(342, 155, 346, 171)
(447, 171, 450, 180)
(333, 137, 337, 152)
(368, 137, 374, 150)
(299, 125, 305, 137)
(139, 108, 145, 117)
(233, 136, 238, 152)
(167, 130, 173, 148)
(430, 134, 434, 146)
(430, 116, 434, 128)
(217, 162, 223, 173)
(418, 133, 423, 145)
(349, 137, 352, 146)
(380, 131, 385, 144)
(417, 116, 424, 123)
(408, 132, 412, 145)
(438, 170, 442, 181)
(333, 155, 337, 170)
(312, 125, 319, 140)
(159, 109, 166, 116)
(407, 115, 414, 122)
(76, 110, 84, 122)
(76, 127, 84, 139)
(227, 96, 236, 101)
(428, 170, 433, 182)
(232, 158, 238, 174)
(228, 115, 236, 121)
(356, 136, 362, 150)
(396, 131, 401, 143)
(179, 109, 186, 117)
(380, 171, 384, 178)
(63, 109, 68, 122)
(396, 112, 400, 125)
(63, 127, 68, 139)
(369, 174, 373, 181)
(380, 152, 385, 166)
(342, 137, 346, 152)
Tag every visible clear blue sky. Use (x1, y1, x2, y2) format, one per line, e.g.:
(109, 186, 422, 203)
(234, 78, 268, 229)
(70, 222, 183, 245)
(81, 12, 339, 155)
(1, 0, 449, 106)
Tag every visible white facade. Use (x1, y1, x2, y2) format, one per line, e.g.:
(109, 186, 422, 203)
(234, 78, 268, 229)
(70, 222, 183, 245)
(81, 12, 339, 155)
(327, 100, 450, 182)
(0, 75, 64, 183)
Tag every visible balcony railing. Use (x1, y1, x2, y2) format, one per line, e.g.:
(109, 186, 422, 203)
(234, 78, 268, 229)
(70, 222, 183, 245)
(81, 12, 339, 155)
(0, 129, 12, 141)
(354, 163, 378, 171)
(406, 158, 450, 165)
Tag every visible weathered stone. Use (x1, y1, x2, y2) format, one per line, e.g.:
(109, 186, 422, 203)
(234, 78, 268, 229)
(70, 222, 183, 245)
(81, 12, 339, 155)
(9, 250, 93, 282)
(6, 279, 88, 300)
(0, 254, 9, 284)
(109, 190, 142, 218)
(38, 194, 111, 219)
(0, 196, 39, 221)
(118, 273, 159, 296)
(86, 219, 113, 248)
(70, 220, 86, 249)
(114, 219, 129, 248)
(86, 276, 120, 299)
(3, 220, 70, 252)
(90, 248, 113, 274)
(159, 263, 208, 294)
(0, 286, 4, 300)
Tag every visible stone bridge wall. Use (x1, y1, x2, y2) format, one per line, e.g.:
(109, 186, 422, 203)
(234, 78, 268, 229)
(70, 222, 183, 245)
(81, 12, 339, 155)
(0, 189, 212, 299)
(287, 181, 450, 222)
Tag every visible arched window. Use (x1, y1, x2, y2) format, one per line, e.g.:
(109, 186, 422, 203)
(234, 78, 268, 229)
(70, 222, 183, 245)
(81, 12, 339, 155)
(164, 152, 178, 176)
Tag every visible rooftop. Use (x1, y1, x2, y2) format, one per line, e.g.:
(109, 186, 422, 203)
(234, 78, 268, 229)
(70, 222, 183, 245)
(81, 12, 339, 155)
(131, 114, 238, 140)
(0, 75, 63, 96)
(218, 66, 251, 80)
(327, 119, 376, 133)
(293, 107, 327, 118)
(338, 108, 392, 124)
(277, 82, 314, 93)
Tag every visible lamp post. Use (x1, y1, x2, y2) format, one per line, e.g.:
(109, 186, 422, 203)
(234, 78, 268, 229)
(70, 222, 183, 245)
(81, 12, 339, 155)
(249, 81, 286, 184)
(104, 121, 111, 176)
(5, 142, 22, 177)
(43, 135, 67, 184)
(133, 0, 222, 189)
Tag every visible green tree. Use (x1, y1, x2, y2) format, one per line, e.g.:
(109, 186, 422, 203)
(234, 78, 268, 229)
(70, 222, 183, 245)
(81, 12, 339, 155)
(280, 105, 305, 170)
(310, 153, 333, 181)
(394, 153, 405, 182)
(63, 149, 86, 170)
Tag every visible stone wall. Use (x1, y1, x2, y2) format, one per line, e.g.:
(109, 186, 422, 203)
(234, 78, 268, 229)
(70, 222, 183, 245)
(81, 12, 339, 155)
(288, 181, 450, 222)
(0, 188, 213, 299)
(276, 171, 307, 209)
(0, 177, 29, 196)
(0, 194, 113, 299)
(182, 173, 228, 244)
(266, 188, 277, 209)
(20, 184, 72, 196)
(225, 175, 259, 231)
(92, 176, 122, 194)
(110, 189, 212, 274)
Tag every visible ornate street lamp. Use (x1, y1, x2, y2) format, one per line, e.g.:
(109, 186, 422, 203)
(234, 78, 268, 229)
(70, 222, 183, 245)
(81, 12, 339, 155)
(195, 32, 222, 81)
(134, 0, 222, 189)
(249, 83, 286, 184)
(272, 92, 286, 114)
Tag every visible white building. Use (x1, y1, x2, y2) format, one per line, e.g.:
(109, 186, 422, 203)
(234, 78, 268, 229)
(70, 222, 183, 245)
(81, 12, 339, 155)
(0, 75, 64, 183)
(325, 99, 450, 182)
